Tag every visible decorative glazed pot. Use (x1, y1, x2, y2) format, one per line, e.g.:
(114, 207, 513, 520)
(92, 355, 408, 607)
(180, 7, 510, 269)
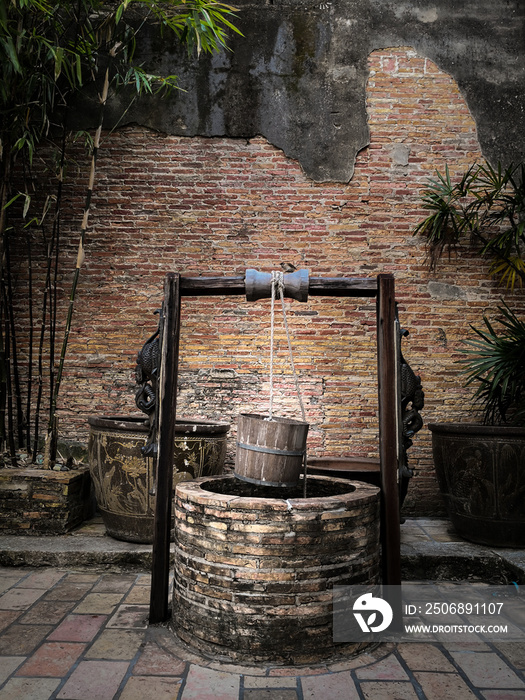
(429, 422, 525, 547)
(88, 415, 230, 543)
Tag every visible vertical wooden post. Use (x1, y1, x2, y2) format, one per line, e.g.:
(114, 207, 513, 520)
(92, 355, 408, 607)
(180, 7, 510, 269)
(376, 274, 401, 586)
(149, 273, 181, 623)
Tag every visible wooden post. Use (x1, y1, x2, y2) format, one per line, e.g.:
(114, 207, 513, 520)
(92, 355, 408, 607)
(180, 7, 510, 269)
(376, 274, 401, 586)
(149, 273, 181, 623)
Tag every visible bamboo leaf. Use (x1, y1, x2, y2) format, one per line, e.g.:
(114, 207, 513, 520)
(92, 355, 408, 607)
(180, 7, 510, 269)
(54, 46, 63, 80)
(22, 194, 31, 219)
(4, 36, 21, 73)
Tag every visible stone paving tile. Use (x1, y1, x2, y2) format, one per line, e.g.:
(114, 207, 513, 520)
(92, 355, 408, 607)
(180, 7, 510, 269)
(450, 651, 525, 689)
(326, 650, 391, 672)
(132, 640, 187, 675)
(56, 660, 129, 700)
(301, 670, 360, 699)
(18, 600, 75, 626)
(243, 691, 298, 700)
(72, 593, 124, 615)
(91, 574, 138, 594)
(47, 613, 108, 642)
(43, 582, 93, 602)
(244, 675, 297, 688)
(495, 643, 525, 670)
(84, 629, 145, 660)
(401, 532, 432, 543)
(0, 656, 24, 683)
(0, 574, 27, 595)
(124, 585, 151, 604)
(15, 642, 86, 677)
(413, 671, 477, 699)
(181, 665, 240, 699)
(149, 628, 206, 665)
(481, 691, 525, 699)
(107, 604, 149, 629)
(208, 662, 267, 676)
(398, 642, 456, 672)
(0, 588, 46, 611)
(0, 676, 61, 699)
(0, 623, 52, 655)
(359, 680, 420, 699)
(63, 573, 100, 584)
(445, 641, 492, 651)
(0, 610, 20, 632)
(354, 653, 409, 681)
(268, 665, 328, 676)
(16, 570, 66, 590)
(119, 675, 184, 699)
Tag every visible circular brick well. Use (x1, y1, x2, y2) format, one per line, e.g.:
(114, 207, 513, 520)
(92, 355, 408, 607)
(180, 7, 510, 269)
(172, 474, 380, 663)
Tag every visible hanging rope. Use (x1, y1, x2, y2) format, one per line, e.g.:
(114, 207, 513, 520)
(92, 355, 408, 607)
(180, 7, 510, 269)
(268, 270, 305, 422)
(267, 270, 309, 496)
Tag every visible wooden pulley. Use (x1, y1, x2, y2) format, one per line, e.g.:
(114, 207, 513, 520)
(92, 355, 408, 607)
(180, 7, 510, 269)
(245, 268, 309, 302)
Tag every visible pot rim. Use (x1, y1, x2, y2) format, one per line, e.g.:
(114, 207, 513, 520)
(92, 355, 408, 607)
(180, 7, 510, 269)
(88, 415, 230, 435)
(428, 421, 525, 436)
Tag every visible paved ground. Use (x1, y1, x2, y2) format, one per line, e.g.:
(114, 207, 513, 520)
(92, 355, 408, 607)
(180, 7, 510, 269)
(0, 518, 523, 699)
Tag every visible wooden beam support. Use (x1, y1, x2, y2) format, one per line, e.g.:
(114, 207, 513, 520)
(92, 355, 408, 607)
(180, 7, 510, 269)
(376, 273, 401, 586)
(179, 275, 378, 298)
(150, 270, 400, 622)
(150, 273, 181, 624)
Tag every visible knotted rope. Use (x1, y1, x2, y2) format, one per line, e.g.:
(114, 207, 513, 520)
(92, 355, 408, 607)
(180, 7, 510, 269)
(267, 270, 308, 496)
(268, 271, 306, 423)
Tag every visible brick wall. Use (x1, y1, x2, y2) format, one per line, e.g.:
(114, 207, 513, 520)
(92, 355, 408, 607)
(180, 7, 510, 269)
(11, 47, 525, 516)
(0, 468, 93, 535)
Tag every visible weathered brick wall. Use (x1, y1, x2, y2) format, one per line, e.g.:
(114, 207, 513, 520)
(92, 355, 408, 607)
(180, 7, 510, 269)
(11, 47, 525, 516)
(0, 468, 93, 535)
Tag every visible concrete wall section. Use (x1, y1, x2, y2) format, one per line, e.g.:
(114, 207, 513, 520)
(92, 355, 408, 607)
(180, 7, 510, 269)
(99, 0, 525, 181)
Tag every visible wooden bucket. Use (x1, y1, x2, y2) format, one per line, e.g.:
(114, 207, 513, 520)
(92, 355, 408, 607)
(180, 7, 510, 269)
(235, 413, 309, 487)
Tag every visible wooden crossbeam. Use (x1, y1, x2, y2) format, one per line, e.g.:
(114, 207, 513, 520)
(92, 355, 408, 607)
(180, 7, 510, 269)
(179, 275, 378, 297)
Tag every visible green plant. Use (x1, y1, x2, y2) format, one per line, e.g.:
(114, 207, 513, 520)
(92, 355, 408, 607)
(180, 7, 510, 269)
(0, 0, 241, 467)
(462, 303, 525, 426)
(414, 161, 525, 427)
(414, 162, 525, 289)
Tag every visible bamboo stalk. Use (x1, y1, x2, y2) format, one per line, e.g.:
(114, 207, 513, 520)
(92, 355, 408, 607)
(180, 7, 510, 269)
(0, 155, 10, 454)
(44, 64, 111, 468)
(25, 230, 33, 451)
(2, 284, 17, 466)
(34, 124, 67, 463)
(4, 237, 25, 449)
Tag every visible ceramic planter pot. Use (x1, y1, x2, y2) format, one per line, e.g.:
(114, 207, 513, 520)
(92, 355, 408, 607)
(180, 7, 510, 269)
(429, 422, 525, 547)
(88, 415, 230, 543)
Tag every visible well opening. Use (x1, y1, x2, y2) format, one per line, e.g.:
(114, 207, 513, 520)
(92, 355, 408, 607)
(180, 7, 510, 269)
(172, 474, 381, 664)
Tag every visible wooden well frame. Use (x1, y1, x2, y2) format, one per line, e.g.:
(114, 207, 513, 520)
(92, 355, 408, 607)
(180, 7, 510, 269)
(149, 271, 400, 623)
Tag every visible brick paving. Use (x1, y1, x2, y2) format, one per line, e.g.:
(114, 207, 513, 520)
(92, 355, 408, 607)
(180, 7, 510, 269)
(0, 517, 522, 699)
(0, 565, 523, 699)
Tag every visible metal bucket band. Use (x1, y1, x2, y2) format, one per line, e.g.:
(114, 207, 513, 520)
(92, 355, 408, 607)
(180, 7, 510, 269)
(237, 441, 305, 457)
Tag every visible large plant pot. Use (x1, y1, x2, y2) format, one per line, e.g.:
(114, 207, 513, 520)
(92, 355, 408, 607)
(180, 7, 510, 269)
(429, 422, 525, 547)
(88, 416, 230, 543)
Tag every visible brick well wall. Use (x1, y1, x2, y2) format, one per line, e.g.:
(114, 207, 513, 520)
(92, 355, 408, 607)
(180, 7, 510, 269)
(11, 47, 525, 516)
